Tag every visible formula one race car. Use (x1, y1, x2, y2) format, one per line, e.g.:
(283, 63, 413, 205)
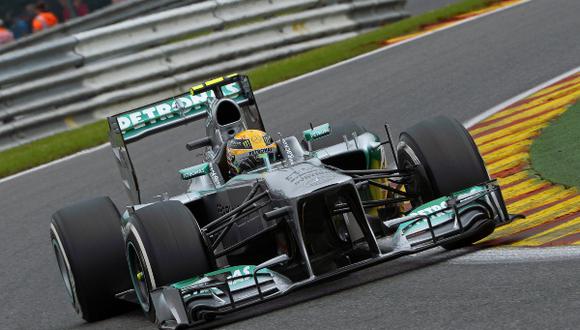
(50, 74, 516, 329)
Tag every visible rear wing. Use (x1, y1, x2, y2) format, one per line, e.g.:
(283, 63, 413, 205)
(107, 74, 259, 204)
(108, 74, 253, 143)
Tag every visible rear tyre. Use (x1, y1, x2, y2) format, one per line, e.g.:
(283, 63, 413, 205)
(50, 196, 132, 322)
(125, 201, 213, 321)
(397, 116, 491, 249)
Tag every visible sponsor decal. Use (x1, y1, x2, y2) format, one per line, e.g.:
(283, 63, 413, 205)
(281, 138, 295, 165)
(221, 82, 242, 97)
(172, 265, 270, 292)
(205, 149, 216, 162)
(117, 90, 216, 135)
(248, 147, 276, 156)
(285, 164, 339, 187)
(227, 266, 252, 285)
(402, 186, 487, 234)
(228, 138, 253, 150)
(263, 134, 274, 145)
(116, 80, 247, 140)
(455, 187, 483, 200)
(179, 163, 210, 180)
(303, 123, 331, 142)
(208, 162, 222, 187)
(409, 201, 447, 217)
(408, 187, 484, 218)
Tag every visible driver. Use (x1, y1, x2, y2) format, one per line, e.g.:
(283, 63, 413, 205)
(226, 129, 279, 175)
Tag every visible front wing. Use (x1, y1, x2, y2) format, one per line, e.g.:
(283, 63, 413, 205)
(133, 181, 515, 329)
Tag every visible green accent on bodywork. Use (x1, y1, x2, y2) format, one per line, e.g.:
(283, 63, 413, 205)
(399, 185, 487, 234)
(171, 276, 202, 290)
(303, 123, 331, 142)
(117, 81, 246, 141)
(355, 132, 383, 215)
(118, 90, 216, 140)
(171, 265, 271, 292)
(364, 133, 382, 169)
(221, 81, 243, 99)
(369, 147, 382, 169)
(179, 163, 211, 180)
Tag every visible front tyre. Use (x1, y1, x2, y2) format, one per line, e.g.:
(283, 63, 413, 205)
(397, 116, 492, 249)
(125, 201, 213, 321)
(50, 196, 132, 322)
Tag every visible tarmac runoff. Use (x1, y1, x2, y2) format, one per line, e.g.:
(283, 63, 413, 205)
(470, 70, 580, 247)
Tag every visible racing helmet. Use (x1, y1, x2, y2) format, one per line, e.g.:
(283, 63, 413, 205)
(226, 130, 278, 174)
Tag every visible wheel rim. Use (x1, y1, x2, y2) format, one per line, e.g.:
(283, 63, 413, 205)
(398, 141, 433, 205)
(127, 242, 151, 312)
(52, 238, 74, 303)
(399, 151, 423, 203)
(402, 157, 422, 202)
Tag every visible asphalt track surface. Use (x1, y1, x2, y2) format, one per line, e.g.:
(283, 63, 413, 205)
(1, 0, 579, 329)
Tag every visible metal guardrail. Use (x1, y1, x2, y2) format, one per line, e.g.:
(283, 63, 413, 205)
(0, 0, 323, 113)
(0, 0, 408, 151)
(0, 0, 285, 86)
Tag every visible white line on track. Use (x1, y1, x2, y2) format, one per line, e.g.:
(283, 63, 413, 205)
(447, 246, 580, 264)
(0, 0, 533, 186)
(464, 66, 580, 128)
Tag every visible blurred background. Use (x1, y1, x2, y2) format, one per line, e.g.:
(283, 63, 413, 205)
(0, 0, 410, 152)
(1, 0, 113, 41)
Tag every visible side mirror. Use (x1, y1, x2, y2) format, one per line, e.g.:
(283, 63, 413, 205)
(303, 123, 331, 142)
(179, 163, 210, 180)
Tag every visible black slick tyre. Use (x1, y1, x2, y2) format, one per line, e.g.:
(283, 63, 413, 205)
(125, 201, 213, 321)
(397, 116, 492, 249)
(50, 196, 132, 322)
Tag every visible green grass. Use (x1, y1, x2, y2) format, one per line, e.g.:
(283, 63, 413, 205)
(0, 0, 505, 179)
(530, 101, 580, 188)
(0, 120, 109, 178)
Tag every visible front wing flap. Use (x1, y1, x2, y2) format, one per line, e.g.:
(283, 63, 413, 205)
(384, 180, 513, 249)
